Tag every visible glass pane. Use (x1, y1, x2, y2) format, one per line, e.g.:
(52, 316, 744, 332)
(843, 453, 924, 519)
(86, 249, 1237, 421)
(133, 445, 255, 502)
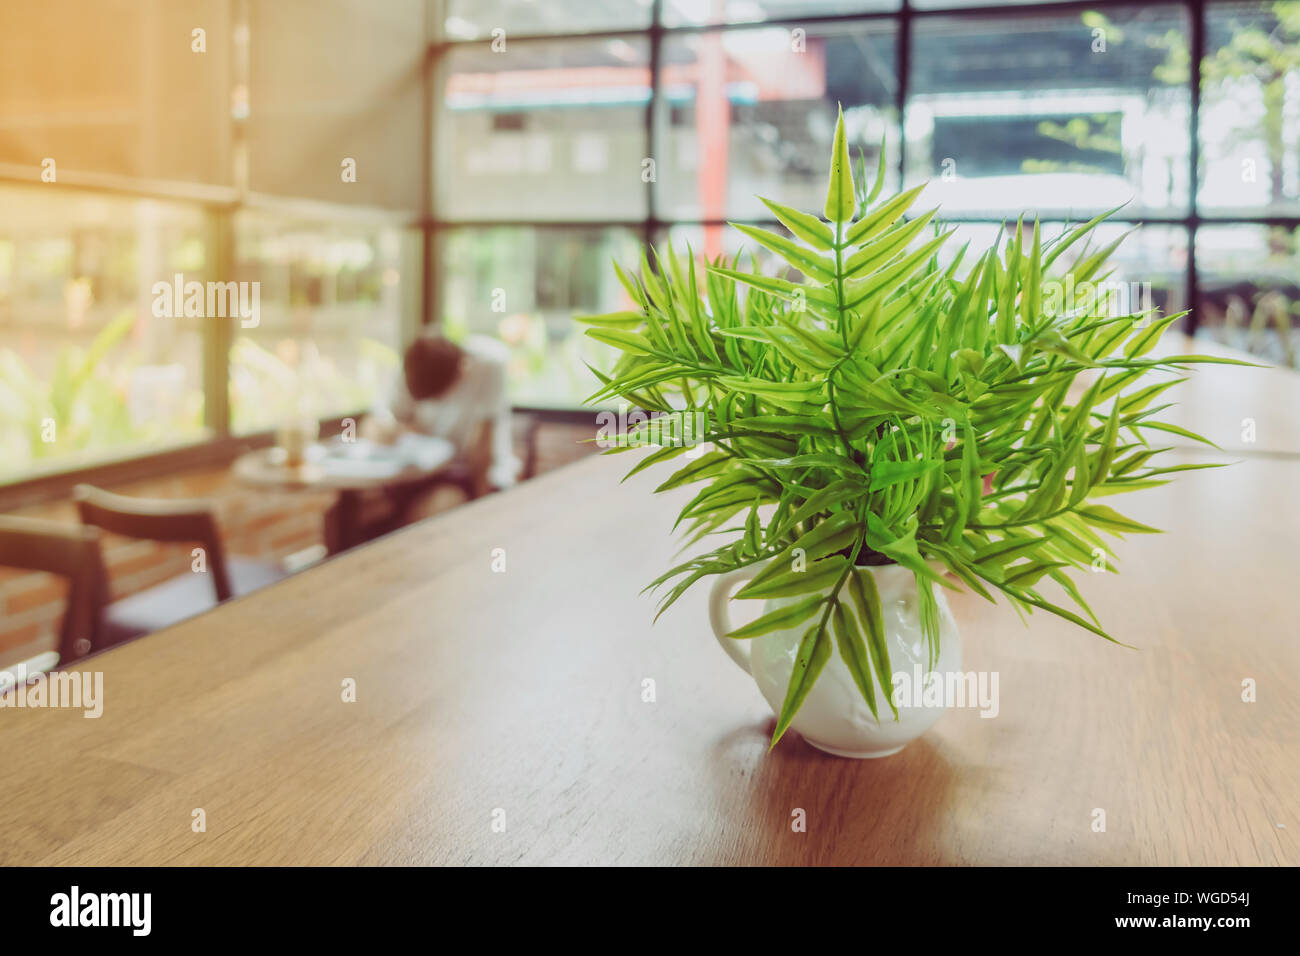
(660, 22, 899, 230)
(1199, 2, 1300, 214)
(663, 0, 898, 27)
(907, 5, 1192, 218)
(441, 226, 643, 407)
(230, 212, 411, 433)
(0, 187, 208, 482)
(439, 37, 650, 221)
(444, 0, 653, 38)
(1195, 225, 1300, 368)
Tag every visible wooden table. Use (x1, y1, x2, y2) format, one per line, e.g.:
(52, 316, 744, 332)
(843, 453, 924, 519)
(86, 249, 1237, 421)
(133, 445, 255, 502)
(1, 368, 1296, 866)
(1156, 333, 1300, 455)
(232, 438, 455, 553)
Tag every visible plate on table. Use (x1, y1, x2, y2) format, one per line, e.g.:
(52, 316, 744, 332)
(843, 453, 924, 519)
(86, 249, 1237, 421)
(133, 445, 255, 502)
(318, 434, 454, 477)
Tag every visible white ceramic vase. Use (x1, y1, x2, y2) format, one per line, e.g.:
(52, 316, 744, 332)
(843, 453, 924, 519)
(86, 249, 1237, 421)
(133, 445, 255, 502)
(708, 562, 961, 758)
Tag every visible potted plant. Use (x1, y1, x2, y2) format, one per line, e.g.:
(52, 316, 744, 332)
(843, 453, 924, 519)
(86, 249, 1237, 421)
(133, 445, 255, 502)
(579, 110, 1237, 757)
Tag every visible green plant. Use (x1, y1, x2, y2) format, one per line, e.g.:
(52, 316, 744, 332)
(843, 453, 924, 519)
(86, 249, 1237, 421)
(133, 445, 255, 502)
(578, 110, 1245, 748)
(0, 311, 204, 479)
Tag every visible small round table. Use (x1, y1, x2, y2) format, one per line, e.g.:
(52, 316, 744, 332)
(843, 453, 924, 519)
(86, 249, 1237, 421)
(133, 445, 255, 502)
(233, 438, 456, 554)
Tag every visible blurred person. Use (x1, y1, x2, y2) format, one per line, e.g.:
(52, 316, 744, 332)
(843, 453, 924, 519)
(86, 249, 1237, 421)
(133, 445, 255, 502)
(341, 334, 519, 544)
(368, 333, 520, 494)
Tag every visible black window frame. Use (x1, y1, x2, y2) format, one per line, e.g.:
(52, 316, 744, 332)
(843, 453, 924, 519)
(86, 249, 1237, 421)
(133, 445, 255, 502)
(427, 0, 1300, 353)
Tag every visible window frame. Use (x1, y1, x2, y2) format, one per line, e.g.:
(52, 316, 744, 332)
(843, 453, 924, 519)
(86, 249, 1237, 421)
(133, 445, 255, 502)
(427, 0, 1299, 369)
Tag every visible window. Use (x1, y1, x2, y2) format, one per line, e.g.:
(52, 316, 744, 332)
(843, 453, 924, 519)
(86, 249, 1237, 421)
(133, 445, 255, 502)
(1200, 2, 1300, 214)
(430, 0, 1300, 400)
(230, 213, 412, 433)
(0, 186, 209, 481)
(660, 21, 899, 222)
(907, 5, 1191, 218)
(1196, 225, 1300, 365)
(439, 37, 651, 222)
(441, 226, 642, 407)
(0, 0, 420, 487)
(4, 1, 1298, 486)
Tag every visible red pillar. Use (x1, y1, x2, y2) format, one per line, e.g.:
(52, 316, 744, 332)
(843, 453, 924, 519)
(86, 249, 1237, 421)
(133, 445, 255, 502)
(696, 26, 729, 262)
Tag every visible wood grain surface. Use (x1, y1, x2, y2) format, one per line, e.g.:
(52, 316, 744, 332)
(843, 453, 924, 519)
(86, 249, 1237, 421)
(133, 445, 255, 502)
(1, 352, 1296, 866)
(1158, 334, 1300, 454)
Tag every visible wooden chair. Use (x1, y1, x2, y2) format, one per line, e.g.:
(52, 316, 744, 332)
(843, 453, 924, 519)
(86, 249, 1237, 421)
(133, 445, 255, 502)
(74, 484, 288, 646)
(0, 515, 106, 666)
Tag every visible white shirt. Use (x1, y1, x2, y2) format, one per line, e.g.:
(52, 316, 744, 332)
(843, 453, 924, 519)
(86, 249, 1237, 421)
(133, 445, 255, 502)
(386, 336, 520, 489)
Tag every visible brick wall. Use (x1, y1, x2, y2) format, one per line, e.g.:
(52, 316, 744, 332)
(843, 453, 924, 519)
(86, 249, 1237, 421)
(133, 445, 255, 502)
(0, 417, 596, 669)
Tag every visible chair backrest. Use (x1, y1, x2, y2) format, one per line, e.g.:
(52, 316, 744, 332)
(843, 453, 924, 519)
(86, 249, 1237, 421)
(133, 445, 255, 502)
(73, 484, 233, 602)
(0, 515, 106, 665)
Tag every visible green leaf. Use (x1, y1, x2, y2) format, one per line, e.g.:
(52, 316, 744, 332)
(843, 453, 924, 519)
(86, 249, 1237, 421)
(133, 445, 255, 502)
(726, 414, 839, 439)
(730, 223, 835, 282)
(1008, 589, 1130, 647)
(1137, 461, 1231, 478)
(621, 443, 687, 481)
(574, 310, 645, 328)
(1042, 206, 1125, 270)
(1124, 313, 1181, 359)
(845, 184, 926, 246)
(847, 568, 899, 720)
(868, 458, 939, 492)
(823, 105, 855, 224)
(1076, 504, 1162, 535)
(863, 135, 888, 207)
(771, 621, 833, 747)
(778, 480, 865, 533)
(831, 602, 878, 720)
(1091, 400, 1122, 483)
(842, 210, 938, 280)
(727, 593, 825, 640)
(759, 197, 835, 251)
(715, 376, 826, 408)
(844, 231, 954, 311)
(973, 534, 1049, 566)
(1048, 567, 1101, 626)
(916, 574, 940, 669)
(1001, 559, 1067, 588)
(584, 328, 657, 355)
(1132, 420, 1221, 449)
(738, 557, 848, 600)
(743, 452, 865, 474)
(653, 451, 730, 492)
(708, 266, 837, 309)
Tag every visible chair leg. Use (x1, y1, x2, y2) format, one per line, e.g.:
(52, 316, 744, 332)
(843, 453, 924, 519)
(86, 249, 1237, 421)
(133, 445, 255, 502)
(323, 500, 342, 556)
(325, 493, 368, 555)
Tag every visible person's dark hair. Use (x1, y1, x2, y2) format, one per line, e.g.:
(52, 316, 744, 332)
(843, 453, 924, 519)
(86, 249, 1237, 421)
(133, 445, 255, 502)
(403, 336, 464, 400)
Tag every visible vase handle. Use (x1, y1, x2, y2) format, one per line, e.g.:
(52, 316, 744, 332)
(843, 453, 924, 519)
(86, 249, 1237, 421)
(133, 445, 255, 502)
(708, 567, 762, 675)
